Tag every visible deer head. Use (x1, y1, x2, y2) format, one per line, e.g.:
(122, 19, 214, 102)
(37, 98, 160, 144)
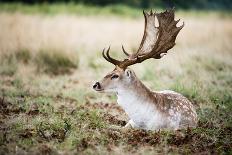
(93, 9, 184, 93)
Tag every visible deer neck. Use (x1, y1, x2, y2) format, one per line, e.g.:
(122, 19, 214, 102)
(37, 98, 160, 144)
(116, 79, 160, 127)
(117, 79, 156, 108)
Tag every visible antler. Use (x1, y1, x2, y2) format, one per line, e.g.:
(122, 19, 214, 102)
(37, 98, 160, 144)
(102, 46, 121, 66)
(102, 8, 184, 70)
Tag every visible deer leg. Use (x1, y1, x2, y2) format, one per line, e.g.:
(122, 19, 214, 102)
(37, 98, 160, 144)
(124, 119, 136, 128)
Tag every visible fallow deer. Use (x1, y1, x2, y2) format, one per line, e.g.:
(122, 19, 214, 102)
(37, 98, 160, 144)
(93, 9, 197, 130)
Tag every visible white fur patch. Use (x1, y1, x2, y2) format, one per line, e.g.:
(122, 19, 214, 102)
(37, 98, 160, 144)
(117, 90, 167, 130)
(115, 88, 197, 130)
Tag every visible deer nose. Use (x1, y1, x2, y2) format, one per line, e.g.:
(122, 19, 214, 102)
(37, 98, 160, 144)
(93, 82, 101, 90)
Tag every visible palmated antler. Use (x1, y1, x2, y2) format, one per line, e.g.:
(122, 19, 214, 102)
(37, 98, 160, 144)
(102, 8, 184, 70)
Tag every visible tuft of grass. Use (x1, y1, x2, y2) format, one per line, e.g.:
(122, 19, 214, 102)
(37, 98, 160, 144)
(171, 81, 201, 103)
(62, 88, 88, 104)
(35, 49, 78, 75)
(15, 49, 31, 64)
(0, 53, 18, 76)
(88, 57, 105, 70)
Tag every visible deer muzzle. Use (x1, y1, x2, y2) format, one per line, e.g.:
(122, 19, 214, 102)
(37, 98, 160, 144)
(93, 82, 102, 91)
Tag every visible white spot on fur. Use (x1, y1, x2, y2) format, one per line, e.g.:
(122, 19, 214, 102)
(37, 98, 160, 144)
(169, 109, 174, 115)
(183, 105, 188, 110)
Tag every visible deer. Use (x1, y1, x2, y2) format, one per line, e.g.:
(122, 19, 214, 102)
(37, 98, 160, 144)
(93, 9, 197, 131)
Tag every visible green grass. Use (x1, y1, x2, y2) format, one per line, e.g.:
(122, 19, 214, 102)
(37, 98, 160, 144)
(0, 45, 232, 154)
(0, 6, 231, 154)
(15, 49, 31, 64)
(0, 48, 78, 76)
(0, 53, 18, 76)
(35, 49, 78, 75)
(1, 58, 232, 152)
(0, 54, 231, 154)
(0, 3, 141, 17)
(0, 3, 231, 18)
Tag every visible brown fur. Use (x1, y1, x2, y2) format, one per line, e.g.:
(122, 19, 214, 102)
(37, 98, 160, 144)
(95, 67, 197, 129)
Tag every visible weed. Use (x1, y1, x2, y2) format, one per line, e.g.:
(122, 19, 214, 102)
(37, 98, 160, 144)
(0, 53, 17, 76)
(15, 49, 31, 64)
(35, 49, 78, 75)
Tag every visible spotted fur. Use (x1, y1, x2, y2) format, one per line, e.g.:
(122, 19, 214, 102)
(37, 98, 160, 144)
(117, 79, 197, 130)
(94, 68, 198, 131)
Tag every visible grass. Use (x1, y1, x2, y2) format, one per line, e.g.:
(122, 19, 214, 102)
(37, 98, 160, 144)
(15, 49, 31, 64)
(0, 4, 232, 154)
(35, 49, 78, 75)
(0, 3, 141, 17)
(0, 53, 18, 76)
(0, 2, 232, 18)
(0, 48, 78, 76)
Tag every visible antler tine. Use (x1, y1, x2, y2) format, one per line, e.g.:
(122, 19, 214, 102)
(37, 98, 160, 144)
(102, 48, 111, 62)
(105, 46, 113, 60)
(122, 45, 130, 56)
(104, 46, 121, 65)
(143, 10, 146, 16)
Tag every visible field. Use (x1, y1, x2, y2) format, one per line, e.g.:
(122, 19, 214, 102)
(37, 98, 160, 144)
(0, 4, 232, 154)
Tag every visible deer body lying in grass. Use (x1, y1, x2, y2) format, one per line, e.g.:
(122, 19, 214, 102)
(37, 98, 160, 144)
(93, 9, 197, 130)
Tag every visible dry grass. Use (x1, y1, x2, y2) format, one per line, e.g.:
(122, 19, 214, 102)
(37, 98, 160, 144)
(0, 10, 232, 154)
(0, 12, 231, 92)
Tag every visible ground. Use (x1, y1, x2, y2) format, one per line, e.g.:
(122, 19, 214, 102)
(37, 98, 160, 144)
(0, 4, 232, 154)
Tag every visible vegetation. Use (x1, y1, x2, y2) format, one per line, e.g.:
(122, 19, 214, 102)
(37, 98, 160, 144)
(0, 3, 231, 18)
(0, 3, 138, 17)
(36, 49, 78, 75)
(0, 0, 232, 10)
(0, 4, 232, 154)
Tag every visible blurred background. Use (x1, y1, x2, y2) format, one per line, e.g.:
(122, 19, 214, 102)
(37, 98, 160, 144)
(0, 0, 232, 154)
(0, 0, 232, 10)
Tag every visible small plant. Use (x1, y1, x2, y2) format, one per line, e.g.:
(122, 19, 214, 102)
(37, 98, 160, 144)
(0, 53, 17, 76)
(35, 49, 78, 75)
(16, 49, 31, 64)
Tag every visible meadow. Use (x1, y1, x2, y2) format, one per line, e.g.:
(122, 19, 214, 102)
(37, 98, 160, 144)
(0, 4, 232, 154)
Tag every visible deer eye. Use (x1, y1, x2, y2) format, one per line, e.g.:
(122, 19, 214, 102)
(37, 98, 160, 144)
(111, 74, 119, 80)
